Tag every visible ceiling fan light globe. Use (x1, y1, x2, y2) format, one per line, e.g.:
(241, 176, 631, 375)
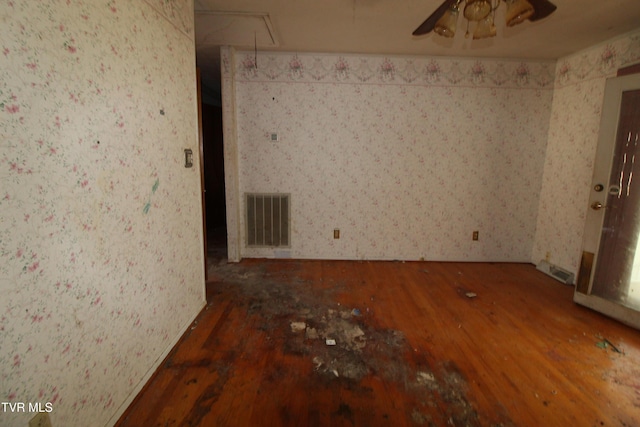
(464, 0, 492, 21)
(473, 15, 497, 39)
(505, 0, 535, 27)
(434, 8, 459, 38)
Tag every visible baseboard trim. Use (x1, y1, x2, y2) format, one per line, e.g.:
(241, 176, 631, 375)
(105, 299, 207, 426)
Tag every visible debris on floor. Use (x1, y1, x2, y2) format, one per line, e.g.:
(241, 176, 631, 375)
(305, 327, 319, 340)
(208, 260, 484, 425)
(416, 371, 438, 390)
(596, 335, 624, 354)
(290, 321, 306, 333)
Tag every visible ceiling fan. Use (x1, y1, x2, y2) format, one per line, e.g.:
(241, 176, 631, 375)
(413, 0, 557, 40)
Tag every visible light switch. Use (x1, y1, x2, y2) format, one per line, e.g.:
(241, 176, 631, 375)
(184, 149, 193, 168)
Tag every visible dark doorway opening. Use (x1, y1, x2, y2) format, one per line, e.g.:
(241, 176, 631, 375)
(202, 103, 227, 262)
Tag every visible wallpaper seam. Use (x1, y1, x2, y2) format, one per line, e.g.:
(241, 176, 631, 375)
(141, 0, 193, 39)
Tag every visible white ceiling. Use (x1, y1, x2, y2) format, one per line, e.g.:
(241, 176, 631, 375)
(194, 0, 640, 94)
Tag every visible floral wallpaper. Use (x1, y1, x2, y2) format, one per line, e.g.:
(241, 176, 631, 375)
(0, 1, 203, 426)
(232, 52, 554, 261)
(533, 29, 640, 274)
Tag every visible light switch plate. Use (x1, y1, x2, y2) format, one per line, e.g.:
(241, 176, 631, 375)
(184, 148, 193, 168)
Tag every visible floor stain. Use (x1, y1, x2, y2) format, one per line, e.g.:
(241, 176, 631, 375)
(207, 260, 496, 427)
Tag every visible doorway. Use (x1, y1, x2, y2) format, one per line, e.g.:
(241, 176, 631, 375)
(201, 102, 227, 262)
(576, 73, 640, 328)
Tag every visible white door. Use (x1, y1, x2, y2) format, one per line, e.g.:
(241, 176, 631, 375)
(575, 73, 640, 328)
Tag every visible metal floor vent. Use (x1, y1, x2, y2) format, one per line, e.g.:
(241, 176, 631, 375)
(246, 193, 290, 247)
(536, 260, 575, 285)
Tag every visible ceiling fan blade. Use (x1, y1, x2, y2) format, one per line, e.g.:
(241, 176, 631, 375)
(412, 0, 457, 36)
(528, 0, 557, 22)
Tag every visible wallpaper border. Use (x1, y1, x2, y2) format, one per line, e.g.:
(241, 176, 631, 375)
(555, 29, 640, 88)
(235, 51, 556, 90)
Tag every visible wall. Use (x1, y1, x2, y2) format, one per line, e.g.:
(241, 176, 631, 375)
(533, 30, 640, 274)
(231, 52, 554, 261)
(0, 1, 205, 426)
(221, 47, 242, 261)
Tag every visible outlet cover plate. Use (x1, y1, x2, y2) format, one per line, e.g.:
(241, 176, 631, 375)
(29, 413, 53, 427)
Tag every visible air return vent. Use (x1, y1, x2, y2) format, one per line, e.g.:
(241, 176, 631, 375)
(536, 260, 575, 285)
(246, 193, 290, 247)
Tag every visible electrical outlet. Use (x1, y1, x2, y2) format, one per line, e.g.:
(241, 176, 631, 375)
(334, 229, 340, 239)
(472, 231, 479, 241)
(29, 413, 52, 427)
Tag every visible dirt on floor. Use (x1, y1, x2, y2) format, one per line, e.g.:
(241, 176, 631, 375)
(207, 260, 495, 426)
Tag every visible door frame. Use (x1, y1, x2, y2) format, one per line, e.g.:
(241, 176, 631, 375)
(197, 68, 208, 281)
(575, 73, 640, 328)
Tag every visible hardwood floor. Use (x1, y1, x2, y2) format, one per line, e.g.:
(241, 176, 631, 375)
(115, 260, 640, 427)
